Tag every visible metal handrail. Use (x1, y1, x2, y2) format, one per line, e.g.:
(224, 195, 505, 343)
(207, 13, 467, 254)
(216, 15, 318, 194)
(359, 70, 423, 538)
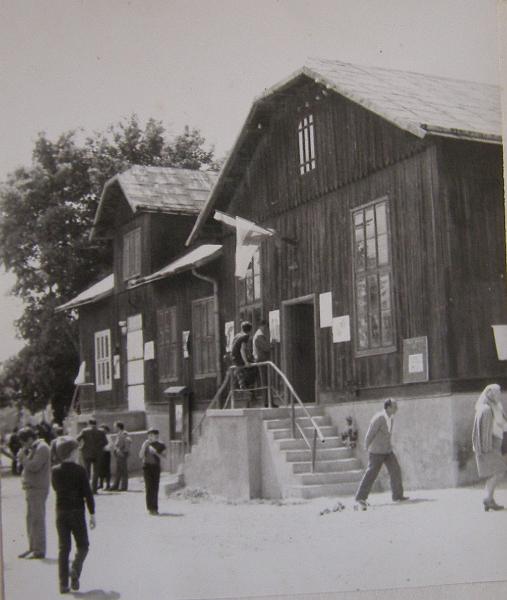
(191, 369, 232, 437)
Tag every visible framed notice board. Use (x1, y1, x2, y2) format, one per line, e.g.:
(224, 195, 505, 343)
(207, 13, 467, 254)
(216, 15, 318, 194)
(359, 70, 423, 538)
(403, 336, 429, 383)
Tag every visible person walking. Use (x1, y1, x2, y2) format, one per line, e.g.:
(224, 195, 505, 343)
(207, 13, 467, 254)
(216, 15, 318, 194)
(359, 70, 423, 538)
(139, 428, 167, 515)
(17, 427, 51, 559)
(472, 383, 507, 511)
(111, 421, 131, 491)
(354, 398, 409, 510)
(76, 419, 108, 494)
(51, 436, 96, 593)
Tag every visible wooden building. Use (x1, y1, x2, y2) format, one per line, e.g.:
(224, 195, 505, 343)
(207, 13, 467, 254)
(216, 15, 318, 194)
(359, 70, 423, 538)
(59, 60, 506, 492)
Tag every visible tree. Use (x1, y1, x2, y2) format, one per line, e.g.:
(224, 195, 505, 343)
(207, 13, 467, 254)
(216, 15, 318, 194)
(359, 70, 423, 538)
(0, 116, 218, 420)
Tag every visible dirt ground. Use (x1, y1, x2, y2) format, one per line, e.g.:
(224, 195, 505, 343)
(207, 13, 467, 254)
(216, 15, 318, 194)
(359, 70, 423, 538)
(2, 471, 507, 600)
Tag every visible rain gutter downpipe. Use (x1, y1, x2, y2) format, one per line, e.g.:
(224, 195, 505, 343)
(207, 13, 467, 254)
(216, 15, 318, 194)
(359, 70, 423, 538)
(191, 268, 222, 387)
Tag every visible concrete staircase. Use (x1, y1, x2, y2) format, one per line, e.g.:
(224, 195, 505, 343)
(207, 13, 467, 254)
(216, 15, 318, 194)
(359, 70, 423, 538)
(264, 406, 363, 499)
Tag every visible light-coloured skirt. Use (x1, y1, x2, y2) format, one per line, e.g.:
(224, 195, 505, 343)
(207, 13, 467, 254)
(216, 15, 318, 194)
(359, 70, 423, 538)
(476, 436, 507, 479)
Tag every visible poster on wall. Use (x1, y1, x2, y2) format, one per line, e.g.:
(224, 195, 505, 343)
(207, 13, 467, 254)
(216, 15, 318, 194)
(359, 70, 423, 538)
(492, 325, 507, 360)
(403, 336, 429, 383)
(269, 310, 280, 342)
(225, 321, 235, 352)
(182, 331, 190, 358)
(332, 315, 351, 343)
(319, 292, 333, 328)
(144, 341, 155, 361)
(113, 356, 120, 380)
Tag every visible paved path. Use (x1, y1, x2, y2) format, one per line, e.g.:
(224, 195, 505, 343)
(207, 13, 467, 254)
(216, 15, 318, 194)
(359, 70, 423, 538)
(2, 473, 507, 599)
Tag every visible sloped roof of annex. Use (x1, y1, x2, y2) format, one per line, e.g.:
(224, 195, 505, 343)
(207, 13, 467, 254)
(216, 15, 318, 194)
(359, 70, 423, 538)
(186, 58, 501, 245)
(91, 165, 218, 240)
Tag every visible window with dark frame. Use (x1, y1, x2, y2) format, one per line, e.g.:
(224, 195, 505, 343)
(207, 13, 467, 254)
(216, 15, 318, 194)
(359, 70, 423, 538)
(298, 113, 316, 174)
(192, 296, 216, 378)
(352, 198, 395, 354)
(94, 329, 112, 391)
(123, 227, 141, 280)
(156, 306, 178, 381)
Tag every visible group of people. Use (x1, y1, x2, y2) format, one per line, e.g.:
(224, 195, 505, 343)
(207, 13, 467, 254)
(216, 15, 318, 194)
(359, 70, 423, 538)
(230, 319, 273, 405)
(9, 421, 166, 594)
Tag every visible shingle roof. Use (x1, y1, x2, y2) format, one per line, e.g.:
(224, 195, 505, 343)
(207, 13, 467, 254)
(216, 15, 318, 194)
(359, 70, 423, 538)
(55, 274, 114, 312)
(91, 166, 218, 239)
(294, 59, 501, 141)
(187, 59, 501, 246)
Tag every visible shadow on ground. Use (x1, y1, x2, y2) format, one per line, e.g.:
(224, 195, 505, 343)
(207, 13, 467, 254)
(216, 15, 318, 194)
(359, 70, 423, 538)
(73, 590, 120, 599)
(373, 498, 437, 508)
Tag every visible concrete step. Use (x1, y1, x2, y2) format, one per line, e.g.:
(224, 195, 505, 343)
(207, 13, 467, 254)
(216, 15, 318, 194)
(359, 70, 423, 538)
(286, 481, 359, 499)
(295, 469, 363, 486)
(260, 405, 326, 419)
(278, 436, 344, 451)
(284, 447, 353, 462)
(291, 457, 362, 474)
(265, 415, 331, 430)
(271, 425, 338, 440)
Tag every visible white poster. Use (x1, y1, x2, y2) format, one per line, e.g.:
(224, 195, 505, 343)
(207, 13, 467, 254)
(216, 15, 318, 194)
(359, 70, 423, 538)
(269, 310, 280, 342)
(225, 321, 235, 352)
(332, 315, 351, 343)
(182, 330, 190, 358)
(408, 353, 424, 373)
(113, 355, 120, 380)
(144, 341, 155, 361)
(492, 325, 507, 360)
(319, 292, 333, 328)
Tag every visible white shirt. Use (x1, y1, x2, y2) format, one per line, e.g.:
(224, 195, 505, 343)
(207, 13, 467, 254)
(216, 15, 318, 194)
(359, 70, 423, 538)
(383, 410, 393, 433)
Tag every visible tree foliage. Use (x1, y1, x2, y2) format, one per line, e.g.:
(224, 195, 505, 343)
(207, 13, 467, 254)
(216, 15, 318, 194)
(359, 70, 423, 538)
(0, 116, 217, 420)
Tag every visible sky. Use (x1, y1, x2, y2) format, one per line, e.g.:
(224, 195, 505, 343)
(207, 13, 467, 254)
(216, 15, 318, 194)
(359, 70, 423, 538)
(0, 0, 502, 363)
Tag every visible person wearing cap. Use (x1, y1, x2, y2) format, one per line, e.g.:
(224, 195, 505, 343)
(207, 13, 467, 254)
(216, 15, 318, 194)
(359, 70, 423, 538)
(111, 421, 132, 491)
(139, 429, 166, 515)
(52, 436, 96, 594)
(76, 418, 108, 494)
(17, 426, 51, 559)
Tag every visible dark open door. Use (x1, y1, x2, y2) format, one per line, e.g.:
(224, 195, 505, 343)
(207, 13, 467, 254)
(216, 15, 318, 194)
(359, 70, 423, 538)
(283, 298, 316, 403)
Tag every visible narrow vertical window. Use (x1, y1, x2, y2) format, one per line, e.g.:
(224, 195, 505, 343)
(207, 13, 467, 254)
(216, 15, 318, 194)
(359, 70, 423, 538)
(352, 198, 395, 354)
(94, 329, 112, 391)
(123, 227, 141, 280)
(192, 297, 217, 378)
(298, 113, 316, 174)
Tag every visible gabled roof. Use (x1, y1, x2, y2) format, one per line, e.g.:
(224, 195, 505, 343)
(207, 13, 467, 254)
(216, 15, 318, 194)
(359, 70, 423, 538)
(55, 274, 114, 312)
(91, 165, 218, 240)
(186, 59, 501, 246)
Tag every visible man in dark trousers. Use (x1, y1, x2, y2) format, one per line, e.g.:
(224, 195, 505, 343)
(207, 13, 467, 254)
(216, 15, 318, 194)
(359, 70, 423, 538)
(139, 428, 166, 515)
(17, 427, 51, 559)
(252, 319, 275, 407)
(52, 437, 96, 594)
(111, 421, 131, 491)
(354, 398, 409, 510)
(76, 418, 108, 494)
(231, 321, 257, 402)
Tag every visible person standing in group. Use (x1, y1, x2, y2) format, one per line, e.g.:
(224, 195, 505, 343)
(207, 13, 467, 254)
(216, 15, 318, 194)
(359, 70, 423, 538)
(231, 321, 257, 404)
(252, 319, 275, 407)
(7, 426, 22, 475)
(97, 424, 112, 491)
(111, 421, 131, 491)
(139, 428, 167, 515)
(76, 418, 108, 494)
(17, 427, 51, 559)
(51, 436, 96, 594)
(472, 383, 507, 511)
(354, 398, 409, 510)
(50, 426, 65, 465)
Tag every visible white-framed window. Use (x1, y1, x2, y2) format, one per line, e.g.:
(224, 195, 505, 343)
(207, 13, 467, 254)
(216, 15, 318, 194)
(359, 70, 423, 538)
(94, 329, 112, 391)
(352, 198, 395, 355)
(298, 113, 316, 174)
(123, 227, 141, 280)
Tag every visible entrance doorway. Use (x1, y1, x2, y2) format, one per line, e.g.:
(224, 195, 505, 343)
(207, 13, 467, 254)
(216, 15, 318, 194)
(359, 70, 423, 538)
(282, 295, 317, 404)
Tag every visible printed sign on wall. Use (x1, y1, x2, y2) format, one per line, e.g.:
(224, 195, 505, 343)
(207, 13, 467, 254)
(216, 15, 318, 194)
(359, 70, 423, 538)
(492, 325, 507, 360)
(403, 336, 429, 383)
(269, 310, 280, 342)
(332, 315, 351, 343)
(319, 292, 333, 328)
(144, 341, 155, 361)
(224, 321, 235, 352)
(182, 331, 190, 358)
